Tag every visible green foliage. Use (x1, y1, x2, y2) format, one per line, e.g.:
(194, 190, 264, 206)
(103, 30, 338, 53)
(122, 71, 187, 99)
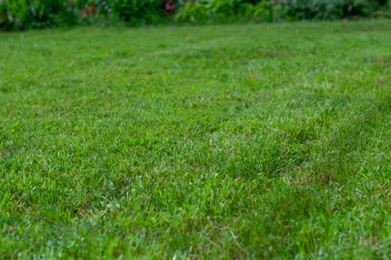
(111, 0, 163, 24)
(175, 0, 273, 23)
(175, 1, 209, 23)
(0, 0, 77, 30)
(273, 0, 375, 20)
(175, 0, 389, 23)
(0, 0, 389, 30)
(0, 4, 7, 28)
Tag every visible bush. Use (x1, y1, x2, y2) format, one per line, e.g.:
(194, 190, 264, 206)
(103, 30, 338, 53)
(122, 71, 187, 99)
(0, 0, 77, 30)
(111, 0, 164, 25)
(272, 0, 386, 20)
(0, 0, 389, 31)
(174, 0, 388, 24)
(175, 0, 273, 23)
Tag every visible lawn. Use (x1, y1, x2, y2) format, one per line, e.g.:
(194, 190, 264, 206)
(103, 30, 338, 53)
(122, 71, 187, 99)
(0, 20, 390, 258)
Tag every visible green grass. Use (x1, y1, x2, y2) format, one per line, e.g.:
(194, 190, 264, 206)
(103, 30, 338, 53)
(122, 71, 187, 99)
(0, 20, 390, 258)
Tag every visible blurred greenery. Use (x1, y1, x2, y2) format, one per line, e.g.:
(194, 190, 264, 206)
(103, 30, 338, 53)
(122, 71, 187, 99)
(0, 0, 389, 31)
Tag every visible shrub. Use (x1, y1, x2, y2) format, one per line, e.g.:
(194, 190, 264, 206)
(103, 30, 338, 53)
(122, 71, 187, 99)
(272, 0, 383, 20)
(0, 0, 77, 30)
(175, 0, 273, 23)
(111, 0, 164, 25)
(0, 0, 389, 31)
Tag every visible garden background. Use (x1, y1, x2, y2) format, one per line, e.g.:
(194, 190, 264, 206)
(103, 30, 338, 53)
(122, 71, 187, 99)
(0, 0, 390, 31)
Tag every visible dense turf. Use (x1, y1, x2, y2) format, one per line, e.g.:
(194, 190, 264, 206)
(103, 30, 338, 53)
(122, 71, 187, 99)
(0, 20, 390, 258)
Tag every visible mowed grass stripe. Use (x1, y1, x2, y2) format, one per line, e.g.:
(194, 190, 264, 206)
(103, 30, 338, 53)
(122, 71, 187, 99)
(0, 20, 390, 258)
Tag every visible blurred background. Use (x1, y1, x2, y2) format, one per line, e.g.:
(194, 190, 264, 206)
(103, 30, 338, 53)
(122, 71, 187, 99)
(0, 0, 390, 31)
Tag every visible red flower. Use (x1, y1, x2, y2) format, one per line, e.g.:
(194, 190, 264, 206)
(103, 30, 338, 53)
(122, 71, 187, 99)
(82, 8, 88, 15)
(88, 5, 95, 14)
